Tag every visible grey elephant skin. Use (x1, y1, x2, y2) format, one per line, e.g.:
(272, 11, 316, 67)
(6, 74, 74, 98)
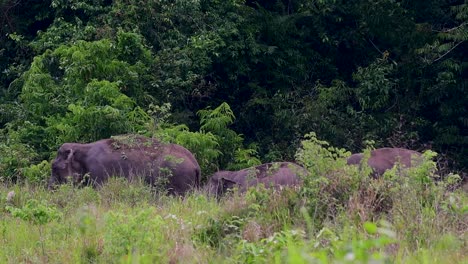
(206, 162, 308, 197)
(347, 147, 423, 177)
(49, 135, 201, 195)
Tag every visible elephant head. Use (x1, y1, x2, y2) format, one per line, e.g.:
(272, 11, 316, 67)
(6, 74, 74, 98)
(206, 171, 238, 197)
(49, 143, 87, 189)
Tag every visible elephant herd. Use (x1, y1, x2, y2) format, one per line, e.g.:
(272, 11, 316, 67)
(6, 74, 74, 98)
(49, 134, 425, 196)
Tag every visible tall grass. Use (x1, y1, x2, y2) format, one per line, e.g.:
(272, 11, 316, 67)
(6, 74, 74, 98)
(1, 135, 467, 263)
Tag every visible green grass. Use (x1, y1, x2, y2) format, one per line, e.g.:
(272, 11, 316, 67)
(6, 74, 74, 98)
(0, 175, 466, 264)
(1, 139, 467, 263)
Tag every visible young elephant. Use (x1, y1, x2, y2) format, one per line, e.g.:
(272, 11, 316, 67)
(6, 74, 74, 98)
(347, 147, 423, 177)
(48, 134, 201, 195)
(206, 162, 308, 197)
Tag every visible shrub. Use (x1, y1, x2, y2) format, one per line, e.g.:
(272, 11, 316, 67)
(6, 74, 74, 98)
(0, 131, 38, 182)
(22, 160, 51, 184)
(295, 132, 361, 226)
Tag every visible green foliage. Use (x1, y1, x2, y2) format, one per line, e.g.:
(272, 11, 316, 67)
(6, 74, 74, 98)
(309, 220, 396, 263)
(233, 229, 306, 263)
(22, 160, 51, 184)
(104, 208, 166, 259)
(149, 102, 260, 178)
(0, 131, 38, 182)
(198, 102, 236, 133)
(2, 0, 468, 173)
(230, 146, 262, 171)
(6, 199, 61, 225)
(5, 197, 62, 259)
(10, 31, 154, 161)
(45, 79, 147, 144)
(29, 17, 98, 54)
(1, 1, 468, 260)
(295, 132, 365, 226)
(156, 124, 221, 175)
(295, 132, 351, 176)
(0, 171, 466, 263)
(197, 102, 261, 170)
(353, 57, 396, 111)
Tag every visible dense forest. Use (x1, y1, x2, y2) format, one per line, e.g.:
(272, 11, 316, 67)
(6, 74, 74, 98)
(0, 1, 467, 263)
(1, 0, 467, 181)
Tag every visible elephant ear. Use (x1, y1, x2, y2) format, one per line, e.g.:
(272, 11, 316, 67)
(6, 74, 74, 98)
(65, 148, 75, 162)
(65, 147, 86, 176)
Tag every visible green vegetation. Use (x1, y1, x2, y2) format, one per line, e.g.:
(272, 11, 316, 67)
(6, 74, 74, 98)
(1, 0, 468, 176)
(1, 0, 467, 262)
(1, 137, 467, 262)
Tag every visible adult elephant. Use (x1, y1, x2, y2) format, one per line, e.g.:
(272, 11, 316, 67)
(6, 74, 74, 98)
(206, 162, 308, 197)
(347, 147, 423, 177)
(48, 134, 201, 195)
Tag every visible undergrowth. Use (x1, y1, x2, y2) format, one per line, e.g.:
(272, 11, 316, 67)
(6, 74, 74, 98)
(0, 134, 467, 263)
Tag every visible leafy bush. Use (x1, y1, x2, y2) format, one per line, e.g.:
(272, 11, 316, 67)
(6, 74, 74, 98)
(196, 102, 261, 171)
(233, 229, 306, 263)
(6, 198, 61, 226)
(45, 79, 150, 145)
(295, 132, 360, 225)
(294, 132, 468, 249)
(0, 131, 38, 182)
(22, 160, 51, 184)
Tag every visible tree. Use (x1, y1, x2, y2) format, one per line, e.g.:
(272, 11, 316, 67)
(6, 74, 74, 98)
(7, 31, 154, 160)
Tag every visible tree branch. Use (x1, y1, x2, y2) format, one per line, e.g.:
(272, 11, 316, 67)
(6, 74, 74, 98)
(367, 38, 398, 65)
(432, 22, 467, 33)
(432, 40, 464, 63)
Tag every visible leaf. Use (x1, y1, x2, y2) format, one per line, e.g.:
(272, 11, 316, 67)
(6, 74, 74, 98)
(363, 222, 378, 235)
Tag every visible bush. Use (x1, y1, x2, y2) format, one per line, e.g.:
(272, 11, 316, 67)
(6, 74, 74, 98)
(0, 131, 38, 182)
(295, 132, 361, 225)
(22, 160, 51, 184)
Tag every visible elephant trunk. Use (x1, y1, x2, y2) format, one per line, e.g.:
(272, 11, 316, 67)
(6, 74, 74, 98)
(47, 175, 56, 190)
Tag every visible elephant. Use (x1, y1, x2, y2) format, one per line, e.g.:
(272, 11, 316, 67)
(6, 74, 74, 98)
(48, 134, 201, 195)
(347, 147, 423, 177)
(206, 162, 308, 197)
